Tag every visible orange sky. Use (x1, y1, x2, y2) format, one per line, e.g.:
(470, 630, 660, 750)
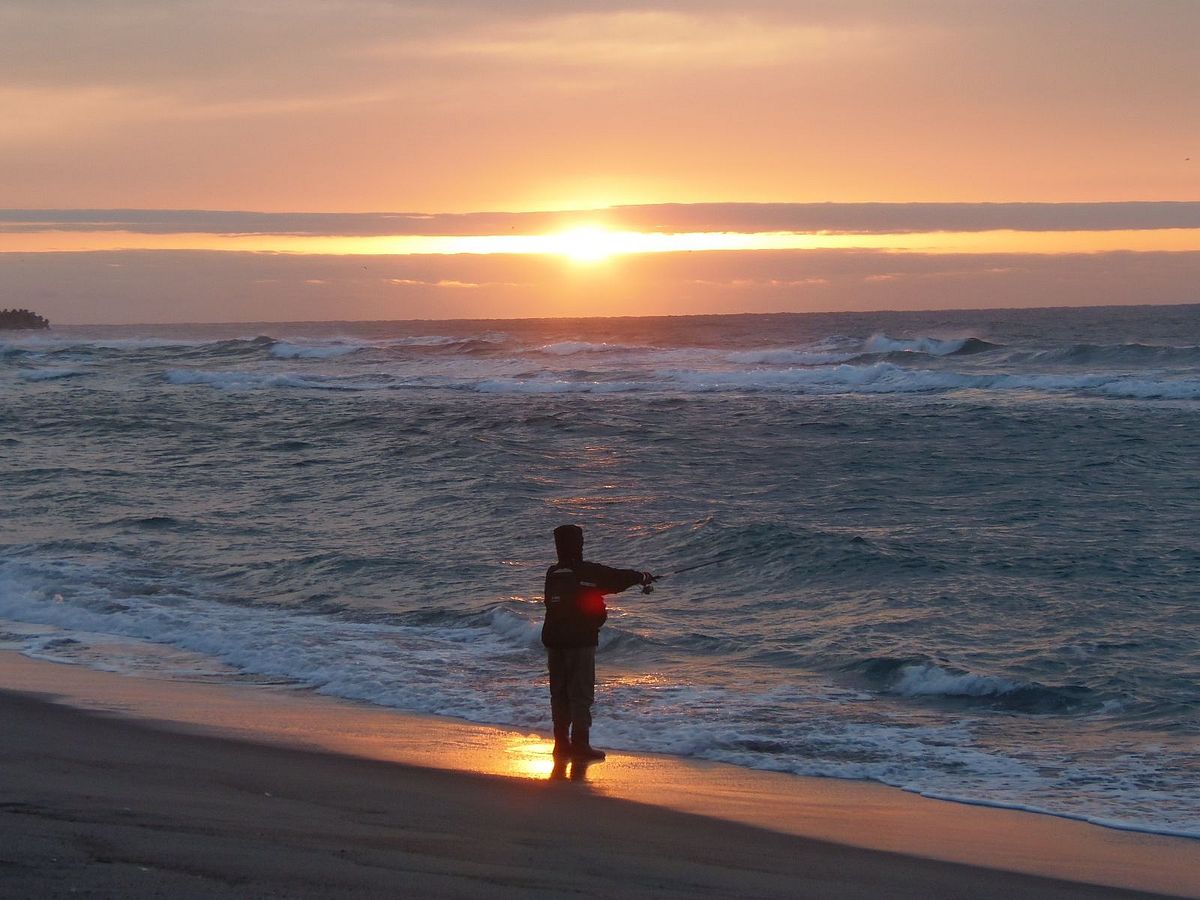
(3, 2, 1197, 212)
(2, 1, 1198, 321)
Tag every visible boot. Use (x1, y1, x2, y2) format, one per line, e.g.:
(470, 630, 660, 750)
(570, 727, 606, 761)
(552, 724, 572, 757)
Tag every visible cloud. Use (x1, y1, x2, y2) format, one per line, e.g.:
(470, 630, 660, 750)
(0, 2, 893, 99)
(387, 278, 525, 289)
(4, 203, 1200, 238)
(0, 86, 175, 145)
(407, 11, 888, 69)
(4, 1, 1197, 212)
(3, 1, 1198, 212)
(0, 85, 396, 150)
(613, 203, 1200, 234)
(0, 0, 440, 134)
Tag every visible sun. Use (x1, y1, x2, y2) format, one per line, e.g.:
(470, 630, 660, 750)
(549, 226, 624, 263)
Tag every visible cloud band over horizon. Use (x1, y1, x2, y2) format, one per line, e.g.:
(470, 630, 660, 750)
(5, 202, 1200, 238)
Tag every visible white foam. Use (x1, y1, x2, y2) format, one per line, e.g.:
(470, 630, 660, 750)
(0, 335, 207, 352)
(165, 369, 315, 389)
(0, 557, 546, 727)
(487, 607, 543, 649)
(668, 362, 962, 393)
(891, 663, 1019, 697)
(269, 342, 357, 359)
(670, 364, 1200, 400)
(536, 340, 640, 355)
(18, 367, 89, 382)
(388, 335, 466, 347)
(1088, 377, 1200, 399)
(914, 790, 1200, 840)
(358, 334, 484, 349)
(725, 349, 857, 366)
(18, 625, 244, 680)
(164, 369, 387, 391)
(152, 359, 1200, 402)
(863, 334, 972, 356)
(472, 378, 644, 394)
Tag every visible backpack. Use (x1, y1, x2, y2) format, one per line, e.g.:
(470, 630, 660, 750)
(544, 564, 581, 614)
(541, 564, 606, 648)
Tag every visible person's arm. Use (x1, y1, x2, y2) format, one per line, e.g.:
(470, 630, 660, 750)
(580, 562, 654, 595)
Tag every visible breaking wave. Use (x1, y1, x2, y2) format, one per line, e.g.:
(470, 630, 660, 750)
(269, 341, 359, 359)
(8, 320, 1200, 406)
(1016, 342, 1200, 367)
(535, 340, 644, 355)
(725, 348, 857, 366)
(163, 369, 392, 391)
(850, 658, 1096, 712)
(862, 334, 1000, 356)
(148, 360, 1200, 400)
(18, 367, 90, 382)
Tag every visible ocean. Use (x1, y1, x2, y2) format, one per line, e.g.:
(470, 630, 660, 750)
(1, 304, 1197, 839)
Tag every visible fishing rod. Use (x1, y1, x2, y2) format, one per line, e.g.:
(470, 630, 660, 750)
(642, 555, 728, 593)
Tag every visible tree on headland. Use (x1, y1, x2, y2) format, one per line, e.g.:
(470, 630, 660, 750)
(0, 308, 50, 330)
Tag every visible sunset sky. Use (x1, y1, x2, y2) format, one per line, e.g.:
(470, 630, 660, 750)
(3, 0, 1198, 323)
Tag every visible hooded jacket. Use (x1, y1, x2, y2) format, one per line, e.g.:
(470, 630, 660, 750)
(541, 525, 646, 649)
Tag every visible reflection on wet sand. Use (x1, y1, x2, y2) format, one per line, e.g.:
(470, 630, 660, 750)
(502, 737, 558, 780)
(503, 736, 597, 783)
(550, 757, 597, 782)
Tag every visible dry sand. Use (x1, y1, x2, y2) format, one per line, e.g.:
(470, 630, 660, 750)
(0, 653, 1194, 899)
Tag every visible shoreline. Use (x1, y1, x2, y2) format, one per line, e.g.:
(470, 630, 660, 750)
(0, 652, 1195, 898)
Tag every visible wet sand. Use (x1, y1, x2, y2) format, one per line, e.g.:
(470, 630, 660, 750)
(0, 653, 1194, 899)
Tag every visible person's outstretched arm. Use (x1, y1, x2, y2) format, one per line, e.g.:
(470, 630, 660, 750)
(580, 562, 654, 595)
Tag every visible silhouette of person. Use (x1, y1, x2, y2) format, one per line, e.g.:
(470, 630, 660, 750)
(542, 524, 654, 759)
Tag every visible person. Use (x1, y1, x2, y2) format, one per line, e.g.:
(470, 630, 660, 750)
(542, 524, 655, 760)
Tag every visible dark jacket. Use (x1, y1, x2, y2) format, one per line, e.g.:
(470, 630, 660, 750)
(541, 560, 645, 649)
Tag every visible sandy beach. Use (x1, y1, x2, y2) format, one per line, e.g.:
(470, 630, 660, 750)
(1, 653, 1194, 899)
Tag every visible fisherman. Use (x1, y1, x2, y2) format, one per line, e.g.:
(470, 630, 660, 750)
(543, 524, 655, 760)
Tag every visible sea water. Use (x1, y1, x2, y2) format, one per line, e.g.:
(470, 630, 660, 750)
(1, 305, 1197, 838)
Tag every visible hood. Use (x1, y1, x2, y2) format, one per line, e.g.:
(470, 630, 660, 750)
(554, 524, 583, 565)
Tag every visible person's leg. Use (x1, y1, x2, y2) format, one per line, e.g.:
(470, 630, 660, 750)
(567, 646, 604, 759)
(546, 649, 571, 755)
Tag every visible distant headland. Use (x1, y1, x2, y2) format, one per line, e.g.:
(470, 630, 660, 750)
(0, 309, 50, 330)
